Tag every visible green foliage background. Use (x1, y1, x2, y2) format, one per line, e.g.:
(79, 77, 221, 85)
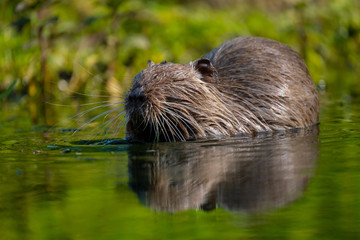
(1, 0, 360, 124)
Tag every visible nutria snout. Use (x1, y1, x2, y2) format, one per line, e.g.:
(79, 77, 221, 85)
(125, 37, 319, 142)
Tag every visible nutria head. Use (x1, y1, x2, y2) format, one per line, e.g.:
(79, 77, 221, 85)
(125, 60, 240, 142)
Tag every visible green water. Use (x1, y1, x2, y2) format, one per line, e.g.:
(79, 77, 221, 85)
(1, 94, 360, 240)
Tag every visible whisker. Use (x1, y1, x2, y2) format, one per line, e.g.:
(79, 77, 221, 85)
(45, 100, 124, 108)
(150, 108, 160, 143)
(112, 114, 127, 137)
(154, 106, 171, 142)
(77, 100, 124, 106)
(72, 105, 125, 136)
(153, 107, 164, 142)
(162, 104, 205, 135)
(70, 92, 118, 98)
(162, 115, 177, 142)
(71, 102, 124, 122)
(160, 106, 189, 141)
(163, 106, 197, 139)
(81, 110, 126, 141)
(163, 113, 186, 141)
(107, 110, 126, 132)
(99, 111, 126, 139)
(46, 99, 124, 141)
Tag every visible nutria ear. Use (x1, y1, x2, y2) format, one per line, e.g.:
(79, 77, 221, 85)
(194, 58, 215, 82)
(147, 60, 155, 68)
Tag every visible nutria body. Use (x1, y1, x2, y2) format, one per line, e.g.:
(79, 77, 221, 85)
(125, 37, 319, 142)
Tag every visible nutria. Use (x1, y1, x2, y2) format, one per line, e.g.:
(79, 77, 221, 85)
(125, 37, 319, 142)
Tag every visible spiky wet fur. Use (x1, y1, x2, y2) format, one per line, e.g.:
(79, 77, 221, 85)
(125, 37, 319, 142)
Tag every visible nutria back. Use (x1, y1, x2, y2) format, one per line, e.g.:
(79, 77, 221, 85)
(125, 37, 319, 142)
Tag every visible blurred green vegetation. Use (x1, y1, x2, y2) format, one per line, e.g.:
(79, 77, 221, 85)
(1, 0, 360, 124)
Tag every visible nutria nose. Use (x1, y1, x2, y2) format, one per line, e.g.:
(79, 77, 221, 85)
(127, 87, 146, 104)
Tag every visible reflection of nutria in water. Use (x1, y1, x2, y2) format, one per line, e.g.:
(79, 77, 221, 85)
(128, 127, 319, 213)
(125, 37, 319, 142)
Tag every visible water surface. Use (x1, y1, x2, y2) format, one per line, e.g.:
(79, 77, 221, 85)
(0, 95, 359, 240)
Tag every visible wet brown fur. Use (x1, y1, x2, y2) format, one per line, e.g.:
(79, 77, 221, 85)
(125, 37, 319, 142)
